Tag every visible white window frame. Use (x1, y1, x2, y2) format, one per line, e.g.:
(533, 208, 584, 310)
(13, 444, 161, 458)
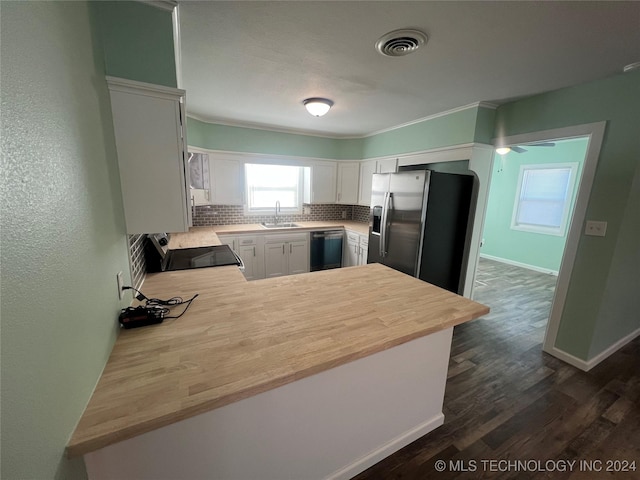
(510, 162, 579, 237)
(244, 163, 305, 215)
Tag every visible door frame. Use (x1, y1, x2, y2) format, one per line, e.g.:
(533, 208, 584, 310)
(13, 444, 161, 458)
(493, 121, 606, 362)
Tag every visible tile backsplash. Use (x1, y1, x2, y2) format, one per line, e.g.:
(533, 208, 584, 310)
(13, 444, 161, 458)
(193, 204, 369, 226)
(352, 205, 370, 224)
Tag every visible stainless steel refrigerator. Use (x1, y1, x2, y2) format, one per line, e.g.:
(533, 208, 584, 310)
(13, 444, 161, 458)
(368, 170, 474, 294)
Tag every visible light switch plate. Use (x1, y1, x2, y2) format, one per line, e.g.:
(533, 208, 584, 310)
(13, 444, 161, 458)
(585, 220, 607, 237)
(116, 271, 124, 300)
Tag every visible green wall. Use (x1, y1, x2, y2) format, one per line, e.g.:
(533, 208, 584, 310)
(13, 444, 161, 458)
(188, 105, 496, 161)
(482, 138, 588, 272)
(93, 1, 176, 87)
(187, 117, 363, 160)
(1, 2, 131, 479)
(494, 70, 640, 361)
(361, 106, 480, 159)
(589, 163, 640, 357)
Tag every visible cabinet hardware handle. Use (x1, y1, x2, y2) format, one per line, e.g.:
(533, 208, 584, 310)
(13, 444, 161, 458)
(253, 246, 256, 257)
(282, 245, 285, 255)
(290, 243, 292, 254)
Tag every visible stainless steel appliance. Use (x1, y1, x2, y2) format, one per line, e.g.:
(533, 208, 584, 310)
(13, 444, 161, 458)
(310, 230, 344, 271)
(145, 233, 243, 272)
(368, 170, 474, 294)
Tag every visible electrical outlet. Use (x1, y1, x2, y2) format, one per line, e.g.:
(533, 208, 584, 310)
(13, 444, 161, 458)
(585, 220, 607, 237)
(341, 210, 346, 219)
(116, 271, 124, 300)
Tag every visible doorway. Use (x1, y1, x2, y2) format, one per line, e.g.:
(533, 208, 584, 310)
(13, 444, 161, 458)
(472, 122, 606, 368)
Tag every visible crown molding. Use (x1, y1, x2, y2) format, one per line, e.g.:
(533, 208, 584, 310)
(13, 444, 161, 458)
(187, 101, 500, 141)
(186, 113, 356, 139)
(137, 0, 177, 12)
(363, 102, 498, 138)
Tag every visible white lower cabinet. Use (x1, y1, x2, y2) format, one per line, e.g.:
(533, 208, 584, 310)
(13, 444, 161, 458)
(344, 230, 369, 267)
(264, 234, 309, 278)
(218, 235, 264, 281)
(358, 236, 369, 265)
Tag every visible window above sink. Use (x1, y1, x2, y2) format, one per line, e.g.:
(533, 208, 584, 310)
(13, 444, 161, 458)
(245, 164, 304, 215)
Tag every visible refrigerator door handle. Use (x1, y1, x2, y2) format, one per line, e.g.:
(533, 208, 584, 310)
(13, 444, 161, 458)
(380, 192, 391, 257)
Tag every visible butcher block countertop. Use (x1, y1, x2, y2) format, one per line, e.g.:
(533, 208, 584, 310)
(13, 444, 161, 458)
(168, 221, 369, 249)
(67, 241, 488, 457)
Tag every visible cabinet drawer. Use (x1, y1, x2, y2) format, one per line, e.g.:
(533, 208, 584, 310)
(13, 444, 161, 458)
(264, 233, 308, 244)
(237, 235, 257, 246)
(346, 232, 360, 244)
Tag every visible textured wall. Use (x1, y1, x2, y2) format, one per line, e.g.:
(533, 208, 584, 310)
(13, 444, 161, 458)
(93, 1, 177, 87)
(1, 2, 130, 479)
(494, 70, 640, 361)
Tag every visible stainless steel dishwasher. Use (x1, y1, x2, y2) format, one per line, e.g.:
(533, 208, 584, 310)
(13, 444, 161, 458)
(310, 230, 344, 271)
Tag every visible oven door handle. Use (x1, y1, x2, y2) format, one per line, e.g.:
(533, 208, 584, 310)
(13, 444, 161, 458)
(232, 250, 245, 272)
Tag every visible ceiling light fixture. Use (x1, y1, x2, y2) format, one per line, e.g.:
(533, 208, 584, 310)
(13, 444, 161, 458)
(623, 62, 640, 73)
(496, 147, 511, 155)
(303, 98, 333, 117)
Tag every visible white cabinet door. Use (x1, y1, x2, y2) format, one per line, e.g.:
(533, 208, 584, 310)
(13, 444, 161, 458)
(264, 242, 288, 278)
(212, 158, 244, 205)
(377, 158, 398, 173)
(344, 239, 359, 267)
(217, 235, 236, 251)
(238, 244, 259, 280)
(336, 162, 360, 204)
(107, 77, 190, 234)
(190, 188, 210, 206)
(358, 235, 369, 265)
(309, 164, 337, 204)
(358, 160, 377, 206)
(288, 240, 309, 275)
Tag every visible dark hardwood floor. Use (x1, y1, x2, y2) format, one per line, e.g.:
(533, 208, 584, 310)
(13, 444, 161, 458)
(353, 258, 640, 479)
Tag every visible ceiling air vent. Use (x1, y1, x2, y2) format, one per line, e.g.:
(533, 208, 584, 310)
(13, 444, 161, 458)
(375, 29, 428, 57)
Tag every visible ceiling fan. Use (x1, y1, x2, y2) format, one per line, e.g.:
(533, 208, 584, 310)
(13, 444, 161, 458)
(496, 142, 556, 155)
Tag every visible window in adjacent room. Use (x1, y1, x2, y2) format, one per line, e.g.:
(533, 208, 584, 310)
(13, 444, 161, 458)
(511, 163, 578, 236)
(244, 163, 304, 214)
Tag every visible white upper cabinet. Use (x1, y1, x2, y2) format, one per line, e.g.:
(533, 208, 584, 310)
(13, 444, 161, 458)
(336, 162, 360, 204)
(377, 158, 398, 173)
(304, 163, 337, 204)
(211, 157, 244, 205)
(107, 77, 191, 234)
(358, 160, 377, 206)
(357, 158, 398, 206)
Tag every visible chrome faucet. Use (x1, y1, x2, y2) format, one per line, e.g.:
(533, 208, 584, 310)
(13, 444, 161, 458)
(274, 200, 281, 225)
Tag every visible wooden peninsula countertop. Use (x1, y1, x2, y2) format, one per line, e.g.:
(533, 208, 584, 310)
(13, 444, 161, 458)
(67, 228, 488, 457)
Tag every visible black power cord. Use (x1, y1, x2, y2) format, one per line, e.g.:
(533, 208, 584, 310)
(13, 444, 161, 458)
(122, 286, 199, 320)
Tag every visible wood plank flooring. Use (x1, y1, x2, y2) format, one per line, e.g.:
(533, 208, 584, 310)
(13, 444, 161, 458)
(353, 258, 640, 480)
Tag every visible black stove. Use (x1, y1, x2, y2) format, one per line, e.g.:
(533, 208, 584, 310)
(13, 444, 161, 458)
(165, 245, 241, 271)
(145, 234, 243, 272)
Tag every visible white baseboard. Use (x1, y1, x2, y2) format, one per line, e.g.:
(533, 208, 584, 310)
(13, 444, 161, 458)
(327, 413, 445, 480)
(544, 326, 640, 372)
(585, 326, 640, 370)
(480, 253, 559, 276)
(543, 345, 590, 371)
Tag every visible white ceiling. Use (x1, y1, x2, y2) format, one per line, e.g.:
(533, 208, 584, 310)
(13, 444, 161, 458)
(179, 1, 640, 138)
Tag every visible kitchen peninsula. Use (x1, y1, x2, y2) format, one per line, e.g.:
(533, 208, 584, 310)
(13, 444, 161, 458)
(68, 226, 489, 480)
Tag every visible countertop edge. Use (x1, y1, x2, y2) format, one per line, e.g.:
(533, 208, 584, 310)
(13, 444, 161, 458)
(66, 301, 488, 458)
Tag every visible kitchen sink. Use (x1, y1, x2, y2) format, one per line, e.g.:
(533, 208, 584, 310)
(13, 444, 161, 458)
(260, 222, 300, 229)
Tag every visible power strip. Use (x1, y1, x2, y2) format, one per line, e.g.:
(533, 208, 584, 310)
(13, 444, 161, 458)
(118, 306, 165, 329)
